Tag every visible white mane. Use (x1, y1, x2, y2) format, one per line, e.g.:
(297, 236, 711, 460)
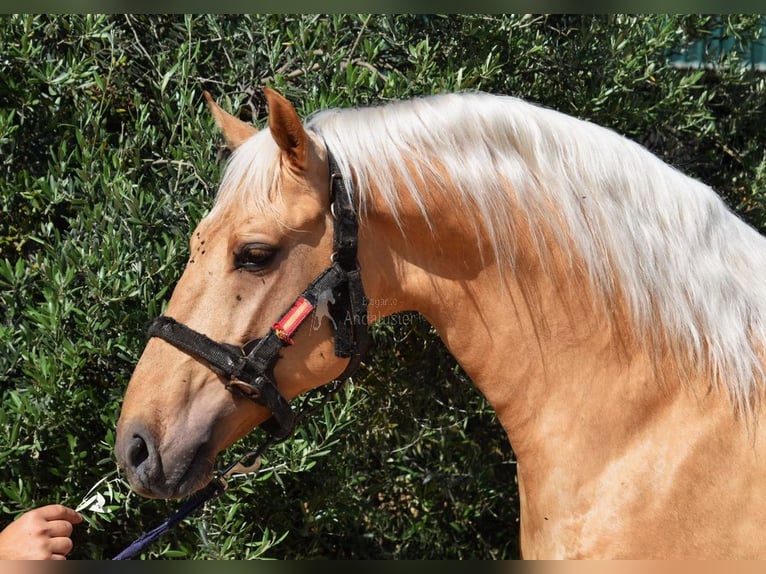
(219, 92, 766, 412)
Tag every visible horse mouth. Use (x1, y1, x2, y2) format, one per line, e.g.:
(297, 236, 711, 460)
(133, 449, 215, 500)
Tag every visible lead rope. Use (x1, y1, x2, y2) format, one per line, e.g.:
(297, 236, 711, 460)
(112, 379, 349, 560)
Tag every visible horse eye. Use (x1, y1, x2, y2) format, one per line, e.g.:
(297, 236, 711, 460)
(234, 244, 277, 271)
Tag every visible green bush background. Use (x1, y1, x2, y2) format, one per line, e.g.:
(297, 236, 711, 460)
(1, 14, 765, 559)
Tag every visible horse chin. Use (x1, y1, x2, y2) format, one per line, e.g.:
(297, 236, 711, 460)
(168, 444, 218, 499)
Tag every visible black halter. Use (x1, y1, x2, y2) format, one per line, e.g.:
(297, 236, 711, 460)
(145, 150, 369, 441)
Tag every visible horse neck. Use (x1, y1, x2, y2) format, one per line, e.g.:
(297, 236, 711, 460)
(356, 174, 714, 476)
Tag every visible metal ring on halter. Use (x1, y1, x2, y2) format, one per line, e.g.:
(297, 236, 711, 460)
(226, 379, 263, 400)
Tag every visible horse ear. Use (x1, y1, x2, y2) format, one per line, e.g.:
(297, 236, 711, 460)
(203, 91, 257, 150)
(264, 87, 307, 168)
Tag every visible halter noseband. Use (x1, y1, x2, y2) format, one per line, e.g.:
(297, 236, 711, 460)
(145, 149, 369, 440)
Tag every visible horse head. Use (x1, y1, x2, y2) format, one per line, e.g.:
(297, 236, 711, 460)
(115, 89, 353, 498)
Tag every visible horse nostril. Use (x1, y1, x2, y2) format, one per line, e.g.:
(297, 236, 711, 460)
(116, 422, 167, 495)
(127, 434, 150, 470)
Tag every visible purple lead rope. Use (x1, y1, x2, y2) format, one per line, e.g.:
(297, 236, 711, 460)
(112, 479, 226, 560)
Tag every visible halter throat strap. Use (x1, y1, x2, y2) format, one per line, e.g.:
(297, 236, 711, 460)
(146, 148, 368, 440)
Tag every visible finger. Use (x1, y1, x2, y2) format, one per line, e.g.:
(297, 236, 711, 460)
(45, 519, 75, 538)
(38, 504, 83, 524)
(49, 535, 75, 557)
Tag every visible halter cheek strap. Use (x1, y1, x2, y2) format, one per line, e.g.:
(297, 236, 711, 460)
(145, 148, 369, 441)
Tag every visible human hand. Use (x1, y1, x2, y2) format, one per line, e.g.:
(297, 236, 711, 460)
(0, 504, 82, 560)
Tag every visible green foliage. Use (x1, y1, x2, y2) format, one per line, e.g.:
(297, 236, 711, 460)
(1, 14, 764, 560)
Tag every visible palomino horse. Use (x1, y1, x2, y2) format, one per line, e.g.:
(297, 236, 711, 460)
(116, 88, 766, 558)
